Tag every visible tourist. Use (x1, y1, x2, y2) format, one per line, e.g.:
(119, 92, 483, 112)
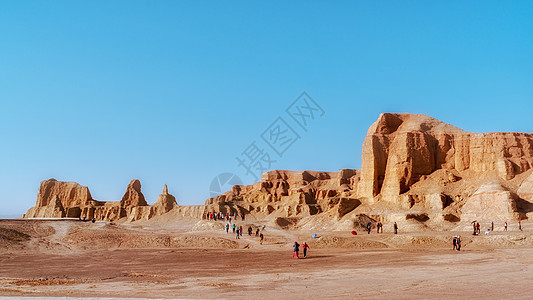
(260, 233, 264, 245)
(91, 217, 96, 223)
(452, 236, 457, 250)
(366, 222, 371, 234)
(456, 236, 461, 251)
(232, 224, 236, 233)
(476, 222, 480, 234)
(239, 225, 243, 236)
(504, 222, 508, 231)
(491, 221, 494, 231)
(236, 228, 240, 239)
(242, 213, 245, 221)
(226, 224, 229, 233)
(248, 226, 252, 236)
(293, 241, 300, 259)
(393, 222, 398, 234)
(376, 221, 380, 233)
(255, 228, 260, 237)
(302, 242, 310, 258)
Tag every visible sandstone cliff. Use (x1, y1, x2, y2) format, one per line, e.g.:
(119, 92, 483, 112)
(23, 113, 533, 231)
(23, 179, 176, 221)
(202, 113, 533, 230)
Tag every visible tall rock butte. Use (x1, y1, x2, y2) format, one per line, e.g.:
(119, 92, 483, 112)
(23, 113, 533, 229)
(358, 113, 533, 202)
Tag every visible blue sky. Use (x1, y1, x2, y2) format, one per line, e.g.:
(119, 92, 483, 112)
(1, 1, 532, 216)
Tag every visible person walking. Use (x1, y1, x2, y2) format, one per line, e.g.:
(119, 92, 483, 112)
(226, 224, 229, 233)
(235, 228, 240, 239)
(491, 221, 494, 231)
(302, 242, 310, 258)
(366, 222, 372, 234)
(393, 222, 398, 234)
(260, 233, 264, 245)
(452, 236, 457, 250)
(232, 224, 236, 233)
(476, 222, 480, 234)
(293, 241, 300, 259)
(239, 226, 243, 236)
(255, 228, 260, 237)
(376, 222, 380, 233)
(504, 222, 508, 232)
(456, 236, 462, 251)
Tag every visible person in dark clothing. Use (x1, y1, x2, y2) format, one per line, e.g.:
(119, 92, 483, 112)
(255, 228, 260, 236)
(302, 242, 310, 258)
(260, 233, 264, 245)
(293, 242, 300, 259)
(393, 222, 398, 234)
(452, 236, 457, 250)
(366, 222, 371, 234)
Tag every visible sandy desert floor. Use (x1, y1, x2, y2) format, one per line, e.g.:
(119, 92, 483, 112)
(1, 219, 533, 299)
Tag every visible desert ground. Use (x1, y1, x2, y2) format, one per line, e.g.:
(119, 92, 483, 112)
(1, 219, 533, 299)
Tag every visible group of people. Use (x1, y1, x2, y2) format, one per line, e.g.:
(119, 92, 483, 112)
(225, 223, 264, 244)
(364, 221, 398, 234)
(292, 241, 310, 259)
(205, 211, 246, 222)
(471, 220, 524, 235)
(78, 214, 97, 223)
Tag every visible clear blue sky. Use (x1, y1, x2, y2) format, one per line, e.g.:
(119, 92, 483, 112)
(1, 1, 532, 217)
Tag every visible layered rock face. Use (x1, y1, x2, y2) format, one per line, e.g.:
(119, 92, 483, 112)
(205, 169, 360, 220)
(23, 113, 533, 229)
(23, 179, 177, 221)
(204, 113, 533, 229)
(358, 113, 533, 202)
(121, 180, 148, 207)
(128, 184, 178, 221)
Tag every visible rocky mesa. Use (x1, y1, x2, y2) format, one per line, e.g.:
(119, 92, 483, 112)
(23, 113, 533, 231)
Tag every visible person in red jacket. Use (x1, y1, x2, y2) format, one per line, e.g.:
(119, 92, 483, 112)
(302, 242, 310, 258)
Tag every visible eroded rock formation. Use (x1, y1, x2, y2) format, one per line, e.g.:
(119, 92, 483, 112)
(23, 179, 176, 221)
(23, 113, 533, 230)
